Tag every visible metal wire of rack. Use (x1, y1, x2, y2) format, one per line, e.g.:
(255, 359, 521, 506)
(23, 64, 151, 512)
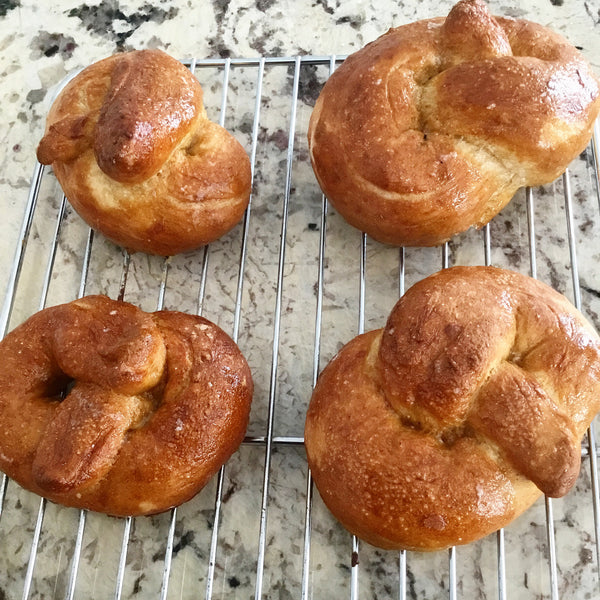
(1, 55, 600, 600)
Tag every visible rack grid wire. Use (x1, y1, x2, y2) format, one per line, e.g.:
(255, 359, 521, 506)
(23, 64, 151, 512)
(1, 55, 600, 600)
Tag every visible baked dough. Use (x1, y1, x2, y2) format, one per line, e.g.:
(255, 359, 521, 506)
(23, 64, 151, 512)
(305, 266, 600, 550)
(308, 0, 600, 246)
(0, 295, 253, 516)
(37, 49, 251, 256)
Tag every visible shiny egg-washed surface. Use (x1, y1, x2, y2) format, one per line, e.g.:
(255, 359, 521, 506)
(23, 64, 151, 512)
(308, 0, 600, 246)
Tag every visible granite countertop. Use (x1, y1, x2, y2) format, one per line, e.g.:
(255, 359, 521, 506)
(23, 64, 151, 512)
(1, 1, 600, 599)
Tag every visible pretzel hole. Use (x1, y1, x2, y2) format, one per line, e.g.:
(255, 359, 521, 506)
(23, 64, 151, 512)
(59, 378, 76, 401)
(399, 414, 423, 433)
(185, 133, 205, 156)
(45, 373, 76, 402)
(440, 426, 463, 446)
(440, 424, 475, 447)
(507, 349, 524, 367)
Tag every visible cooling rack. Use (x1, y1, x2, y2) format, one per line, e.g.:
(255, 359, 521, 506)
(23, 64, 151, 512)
(1, 55, 599, 600)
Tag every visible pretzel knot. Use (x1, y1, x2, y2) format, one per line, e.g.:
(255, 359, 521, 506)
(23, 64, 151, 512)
(36, 49, 251, 256)
(308, 0, 600, 246)
(305, 267, 600, 550)
(0, 296, 253, 516)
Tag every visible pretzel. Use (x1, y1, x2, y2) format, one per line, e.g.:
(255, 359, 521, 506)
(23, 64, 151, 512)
(37, 49, 251, 256)
(304, 266, 600, 550)
(308, 0, 600, 246)
(0, 295, 253, 516)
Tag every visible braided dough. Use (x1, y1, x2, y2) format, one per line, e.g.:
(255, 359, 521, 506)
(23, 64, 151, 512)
(37, 49, 251, 256)
(0, 295, 253, 516)
(308, 0, 600, 246)
(305, 267, 600, 550)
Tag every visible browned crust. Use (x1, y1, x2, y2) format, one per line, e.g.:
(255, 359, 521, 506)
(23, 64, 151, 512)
(0, 295, 253, 516)
(304, 266, 600, 550)
(37, 50, 251, 256)
(307, 0, 600, 246)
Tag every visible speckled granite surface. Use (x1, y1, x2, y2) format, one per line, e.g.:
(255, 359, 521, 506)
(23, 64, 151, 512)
(1, 1, 600, 598)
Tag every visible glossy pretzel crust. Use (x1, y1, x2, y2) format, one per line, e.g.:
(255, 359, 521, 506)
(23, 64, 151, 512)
(305, 267, 600, 550)
(308, 0, 600, 246)
(0, 296, 253, 516)
(37, 49, 251, 256)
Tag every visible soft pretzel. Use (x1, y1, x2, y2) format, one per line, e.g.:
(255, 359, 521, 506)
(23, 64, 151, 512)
(36, 49, 251, 256)
(0, 295, 253, 516)
(308, 0, 600, 247)
(305, 266, 600, 550)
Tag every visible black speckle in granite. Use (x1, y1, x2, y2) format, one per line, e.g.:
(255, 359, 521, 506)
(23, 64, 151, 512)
(12, 144, 20, 152)
(473, 563, 484, 584)
(26, 89, 46, 105)
(406, 566, 417, 600)
(501, 244, 522, 269)
(338, 561, 351, 573)
(237, 115, 254, 136)
(579, 546, 593, 565)
(562, 512, 577, 528)
(574, 189, 586, 204)
(297, 64, 323, 106)
(336, 14, 365, 30)
(543, 256, 563, 291)
(208, 40, 232, 58)
(67, 1, 178, 49)
(31, 32, 77, 59)
(550, 0, 563, 5)
(579, 218, 594, 233)
(584, 3, 600, 24)
(267, 129, 290, 152)
(270, 579, 294, 599)
(213, 0, 232, 21)
(222, 481, 237, 502)
(132, 574, 145, 594)
(207, 0, 233, 57)
(580, 148, 592, 162)
(582, 284, 600, 299)
(0, 0, 19, 18)
(248, 26, 277, 55)
(256, 0, 277, 10)
(228, 576, 241, 588)
(172, 530, 195, 555)
(308, 222, 318, 231)
(314, 0, 335, 16)
(67, 2, 128, 37)
(151, 529, 202, 561)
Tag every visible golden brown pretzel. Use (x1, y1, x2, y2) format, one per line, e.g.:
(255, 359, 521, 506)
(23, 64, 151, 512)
(305, 266, 600, 550)
(0, 295, 253, 516)
(37, 49, 251, 256)
(308, 0, 600, 246)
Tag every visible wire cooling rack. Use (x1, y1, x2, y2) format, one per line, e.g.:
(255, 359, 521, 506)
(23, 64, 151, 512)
(1, 55, 600, 600)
